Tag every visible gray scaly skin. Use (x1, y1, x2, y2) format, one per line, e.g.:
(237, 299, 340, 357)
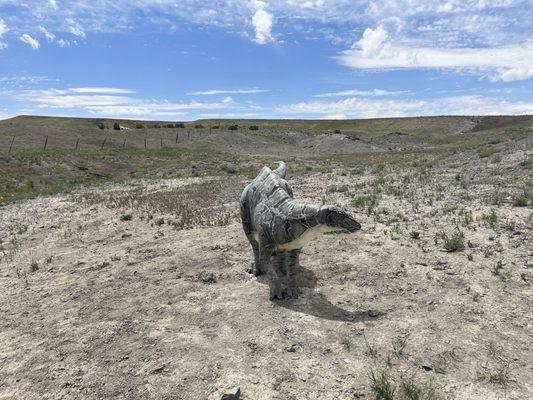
(240, 161, 361, 300)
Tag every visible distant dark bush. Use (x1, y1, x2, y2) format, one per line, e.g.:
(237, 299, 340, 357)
(249, 125, 259, 131)
(113, 122, 121, 130)
(166, 123, 175, 128)
(175, 122, 185, 128)
(135, 123, 145, 129)
(152, 124, 161, 128)
(195, 124, 205, 129)
(97, 122, 106, 130)
(334, 129, 341, 134)
(211, 125, 220, 129)
(228, 124, 239, 131)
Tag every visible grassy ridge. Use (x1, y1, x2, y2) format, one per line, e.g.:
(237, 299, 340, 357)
(0, 114, 531, 204)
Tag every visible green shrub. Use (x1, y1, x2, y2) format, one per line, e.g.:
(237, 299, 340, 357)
(194, 124, 204, 129)
(478, 146, 499, 158)
(113, 122, 121, 130)
(444, 231, 465, 252)
(482, 209, 498, 229)
(513, 193, 529, 207)
(135, 123, 145, 129)
(120, 212, 132, 221)
(249, 125, 259, 131)
(175, 122, 185, 128)
(410, 231, 421, 240)
(228, 124, 239, 131)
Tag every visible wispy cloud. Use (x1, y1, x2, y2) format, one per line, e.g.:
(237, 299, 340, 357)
(278, 95, 533, 118)
(20, 34, 40, 50)
(69, 87, 135, 94)
(187, 88, 270, 95)
(10, 86, 242, 118)
(38, 26, 56, 41)
(313, 88, 412, 98)
(0, 18, 7, 49)
(337, 26, 533, 82)
(66, 19, 86, 38)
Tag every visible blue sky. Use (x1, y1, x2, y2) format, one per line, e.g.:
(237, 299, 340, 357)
(0, 0, 532, 120)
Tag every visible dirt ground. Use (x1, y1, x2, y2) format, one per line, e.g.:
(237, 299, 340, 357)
(0, 135, 532, 399)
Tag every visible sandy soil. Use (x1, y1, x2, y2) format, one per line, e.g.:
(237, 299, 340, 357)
(0, 139, 532, 400)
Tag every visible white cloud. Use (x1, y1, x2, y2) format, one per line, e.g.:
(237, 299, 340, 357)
(20, 34, 40, 50)
(251, 1, 274, 44)
(0, 18, 8, 49)
(11, 86, 241, 118)
(49, 0, 58, 9)
(338, 26, 533, 82)
(38, 26, 56, 41)
(187, 88, 270, 95)
(313, 88, 411, 98)
(69, 87, 135, 94)
(322, 113, 347, 120)
(278, 95, 533, 118)
(355, 26, 388, 56)
(66, 19, 86, 38)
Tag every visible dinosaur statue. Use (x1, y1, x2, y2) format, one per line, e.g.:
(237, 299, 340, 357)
(240, 161, 361, 300)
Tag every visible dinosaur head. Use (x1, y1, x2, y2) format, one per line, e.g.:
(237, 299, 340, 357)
(319, 206, 361, 233)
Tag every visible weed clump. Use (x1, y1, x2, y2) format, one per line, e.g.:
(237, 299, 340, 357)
(444, 231, 465, 252)
(120, 212, 132, 221)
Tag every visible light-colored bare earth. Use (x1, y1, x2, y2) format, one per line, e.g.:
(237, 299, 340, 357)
(0, 138, 532, 400)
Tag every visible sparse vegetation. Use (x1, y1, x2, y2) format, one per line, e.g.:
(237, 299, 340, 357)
(30, 260, 39, 272)
(444, 231, 465, 252)
(120, 212, 133, 221)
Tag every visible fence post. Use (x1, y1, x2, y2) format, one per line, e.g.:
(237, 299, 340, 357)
(122, 138, 126, 149)
(75, 138, 79, 150)
(101, 137, 107, 149)
(160, 137, 163, 148)
(43, 135, 48, 151)
(187, 129, 190, 140)
(144, 137, 147, 149)
(175, 132, 179, 144)
(8, 135, 15, 153)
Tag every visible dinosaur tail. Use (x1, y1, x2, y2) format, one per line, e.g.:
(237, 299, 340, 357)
(273, 161, 287, 178)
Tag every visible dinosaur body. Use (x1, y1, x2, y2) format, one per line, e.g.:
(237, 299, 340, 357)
(240, 161, 361, 300)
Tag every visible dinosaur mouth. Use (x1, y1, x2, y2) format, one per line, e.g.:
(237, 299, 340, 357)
(343, 219, 361, 232)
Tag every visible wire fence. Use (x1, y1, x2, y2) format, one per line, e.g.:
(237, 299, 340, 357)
(1, 127, 226, 153)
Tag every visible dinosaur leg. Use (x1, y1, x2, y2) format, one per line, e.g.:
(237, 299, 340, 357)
(245, 234, 261, 276)
(258, 235, 283, 300)
(284, 249, 302, 299)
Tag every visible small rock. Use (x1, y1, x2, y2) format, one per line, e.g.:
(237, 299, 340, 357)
(150, 364, 166, 374)
(524, 260, 533, 269)
(199, 271, 217, 284)
(421, 360, 433, 371)
(216, 387, 241, 400)
(285, 343, 303, 353)
(367, 309, 382, 318)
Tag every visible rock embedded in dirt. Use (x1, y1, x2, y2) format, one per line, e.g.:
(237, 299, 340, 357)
(198, 271, 217, 284)
(367, 309, 382, 317)
(216, 387, 241, 400)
